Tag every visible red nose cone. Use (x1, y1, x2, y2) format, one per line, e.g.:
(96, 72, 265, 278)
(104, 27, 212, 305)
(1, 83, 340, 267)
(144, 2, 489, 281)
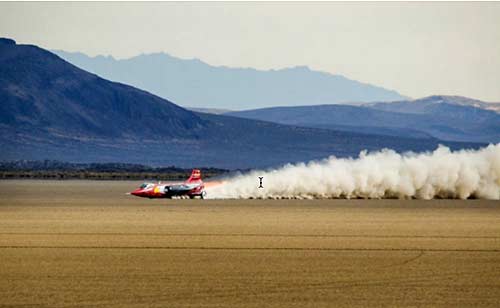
(130, 189, 143, 197)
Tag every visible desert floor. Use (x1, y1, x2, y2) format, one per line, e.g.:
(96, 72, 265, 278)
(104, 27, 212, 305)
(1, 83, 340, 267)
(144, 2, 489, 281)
(0, 180, 499, 307)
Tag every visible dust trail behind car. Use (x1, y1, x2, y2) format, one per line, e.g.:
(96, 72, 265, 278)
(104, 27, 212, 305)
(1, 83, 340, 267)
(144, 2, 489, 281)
(206, 144, 500, 200)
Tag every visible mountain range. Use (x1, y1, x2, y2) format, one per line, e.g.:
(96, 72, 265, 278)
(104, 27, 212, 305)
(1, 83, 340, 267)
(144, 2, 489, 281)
(0, 38, 487, 168)
(54, 49, 499, 144)
(53, 50, 407, 110)
(366, 95, 500, 114)
(227, 96, 500, 143)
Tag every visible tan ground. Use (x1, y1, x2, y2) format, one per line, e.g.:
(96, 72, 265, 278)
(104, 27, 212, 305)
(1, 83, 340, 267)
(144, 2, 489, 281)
(0, 180, 499, 307)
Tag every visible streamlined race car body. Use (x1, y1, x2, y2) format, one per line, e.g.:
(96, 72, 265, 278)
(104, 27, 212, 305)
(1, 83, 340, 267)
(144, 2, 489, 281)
(129, 169, 206, 199)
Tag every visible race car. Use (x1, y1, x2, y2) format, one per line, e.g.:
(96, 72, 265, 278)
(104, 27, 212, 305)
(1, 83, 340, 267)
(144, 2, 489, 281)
(129, 169, 206, 199)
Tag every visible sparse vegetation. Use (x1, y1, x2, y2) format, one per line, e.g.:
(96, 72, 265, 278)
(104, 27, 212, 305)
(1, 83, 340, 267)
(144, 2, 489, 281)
(0, 160, 228, 180)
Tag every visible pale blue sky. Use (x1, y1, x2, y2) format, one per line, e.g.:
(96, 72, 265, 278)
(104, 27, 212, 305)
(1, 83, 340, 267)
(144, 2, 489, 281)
(1, 2, 500, 102)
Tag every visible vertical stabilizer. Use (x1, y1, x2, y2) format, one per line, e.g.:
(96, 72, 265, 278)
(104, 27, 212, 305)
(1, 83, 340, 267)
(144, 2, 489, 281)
(186, 169, 202, 183)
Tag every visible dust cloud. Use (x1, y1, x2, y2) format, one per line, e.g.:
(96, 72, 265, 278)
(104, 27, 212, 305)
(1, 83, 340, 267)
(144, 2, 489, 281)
(207, 144, 500, 200)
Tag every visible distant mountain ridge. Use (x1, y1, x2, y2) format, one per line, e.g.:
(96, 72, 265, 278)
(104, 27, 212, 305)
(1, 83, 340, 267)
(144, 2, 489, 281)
(187, 107, 233, 115)
(365, 95, 500, 114)
(0, 38, 485, 168)
(228, 96, 500, 143)
(53, 50, 407, 110)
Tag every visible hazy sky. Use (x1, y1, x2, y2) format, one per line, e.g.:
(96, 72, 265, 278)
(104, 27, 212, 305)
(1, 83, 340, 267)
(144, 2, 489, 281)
(1, 2, 500, 102)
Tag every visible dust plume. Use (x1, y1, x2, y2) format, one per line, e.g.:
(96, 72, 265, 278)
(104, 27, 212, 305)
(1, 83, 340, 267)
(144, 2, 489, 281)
(206, 144, 500, 200)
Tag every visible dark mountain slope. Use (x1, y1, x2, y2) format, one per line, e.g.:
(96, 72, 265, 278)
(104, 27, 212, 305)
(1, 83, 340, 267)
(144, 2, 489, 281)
(0, 38, 484, 168)
(0, 38, 204, 139)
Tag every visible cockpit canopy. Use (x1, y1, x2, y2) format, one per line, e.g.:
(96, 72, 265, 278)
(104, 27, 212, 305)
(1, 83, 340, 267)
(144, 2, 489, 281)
(139, 183, 154, 190)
